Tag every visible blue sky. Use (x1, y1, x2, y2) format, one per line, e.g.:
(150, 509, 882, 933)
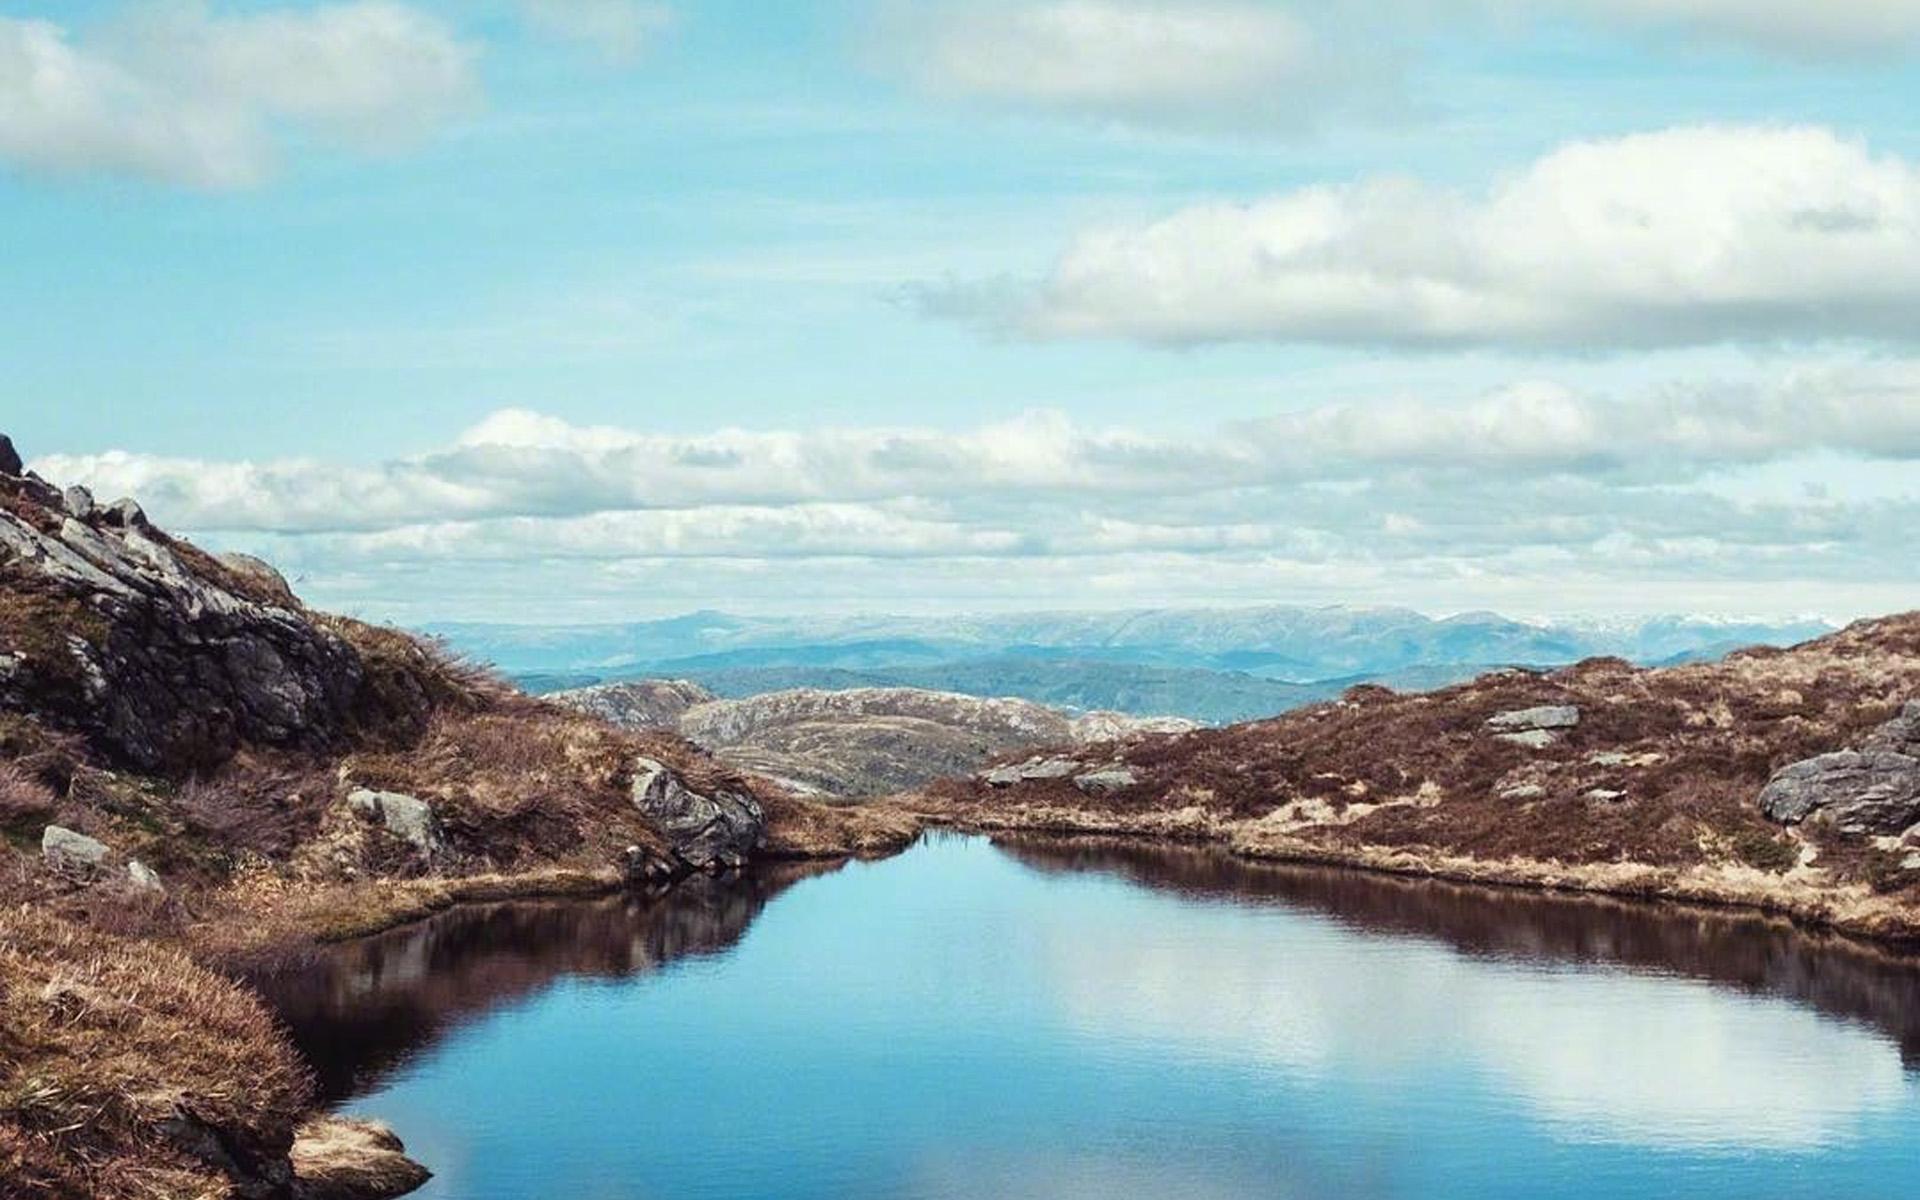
(5, 1, 1919, 621)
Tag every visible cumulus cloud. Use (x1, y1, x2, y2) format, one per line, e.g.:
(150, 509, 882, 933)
(516, 0, 674, 64)
(876, 0, 1389, 133)
(0, 2, 477, 188)
(934, 125, 1920, 350)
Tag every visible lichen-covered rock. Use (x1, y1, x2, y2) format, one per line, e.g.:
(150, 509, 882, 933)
(1863, 701, 1920, 757)
(1759, 750, 1920, 834)
(346, 789, 447, 859)
(631, 756, 764, 871)
(41, 824, 109, 877)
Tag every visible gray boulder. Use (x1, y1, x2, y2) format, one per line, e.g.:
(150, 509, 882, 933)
(42, 825, 109, 877)
(1488, 705, 1581, 731)
(1073, 766, 1138, 795)
(61, 485, 95, 520)
(1488, 705, 1580, 750)
(346, 789, 448, 859)
(631, 757, 764, 871)
(981, 756, 1081, 787)
(1758, 751, 1920, 834)
(1863, 701, 1920, 757)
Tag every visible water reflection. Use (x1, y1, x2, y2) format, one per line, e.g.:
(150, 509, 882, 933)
(995, 835, 1920, 1069)
(1001, 836, 1920, 1150)
(249, 862, 838, 1104)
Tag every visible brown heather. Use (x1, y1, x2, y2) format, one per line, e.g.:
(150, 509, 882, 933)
(0, 904, 311, 1200)
(918, 612, 1920, 939)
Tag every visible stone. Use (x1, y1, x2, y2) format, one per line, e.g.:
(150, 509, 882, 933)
(127, 859, 166, 894)
(980, 756, 1081, 787)
(288, 1115, 431, 1200)
(1584, 788, 1627, 803)
(1495, 730, 1560, 751)
(102, 497, 148, 528)
(1862, 701, 1920, 757)
(219, 553, 299, 606)
(631, 757, 764, 871)
(1073, 766, 1138, 795)
(0, 434, 20, 476)
(61, 484, 95, 520)
(42, 825, 109, 876)
(1498, 783, 1546, 800)
(1758, 751, 1920, 834)
(1588, 751, 1631, 767)
(345, 789, 447, 859)
(1487, 705, 1581, 732)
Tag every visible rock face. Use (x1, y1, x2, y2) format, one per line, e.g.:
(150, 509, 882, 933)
(346, 789, 448, 860)
(631, 757, 764, 871)
(41, 825, 109, 877)
(0, 458, 368, 772)
(564, 682, 1195, 798)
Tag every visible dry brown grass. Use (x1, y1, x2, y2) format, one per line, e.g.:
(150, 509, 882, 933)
(0, 904, 311, 1199)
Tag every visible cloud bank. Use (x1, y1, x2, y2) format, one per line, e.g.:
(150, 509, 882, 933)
(29, 365, 1920, 619)
(0, 2, 477, 188)
(927, 126, 1920, 351)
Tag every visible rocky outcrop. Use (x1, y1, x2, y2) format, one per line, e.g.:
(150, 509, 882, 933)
(566, 682, 1195, 798)
(1760, 703, 1920, 835)
(0, 452, 369, 771)
(631, 756, 764, 871)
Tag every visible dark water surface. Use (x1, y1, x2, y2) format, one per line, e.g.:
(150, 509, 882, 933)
(252, 834, 1920, 1199)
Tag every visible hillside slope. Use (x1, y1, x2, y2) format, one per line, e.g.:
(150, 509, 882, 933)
(0, 445, 912, 1200)
(920, 615, 1920, 942)
(550, 681, 1195, 797)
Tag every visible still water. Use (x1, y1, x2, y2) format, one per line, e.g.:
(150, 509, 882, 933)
(253, 834, 1920, 1199)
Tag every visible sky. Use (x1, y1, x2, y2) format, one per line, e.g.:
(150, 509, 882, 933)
(4, 0, 1918, 623)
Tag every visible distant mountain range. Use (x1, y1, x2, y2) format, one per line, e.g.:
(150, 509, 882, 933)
(430, 606, 1835, 724)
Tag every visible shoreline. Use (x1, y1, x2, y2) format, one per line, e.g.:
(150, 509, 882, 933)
(921, 809, 1920, 952)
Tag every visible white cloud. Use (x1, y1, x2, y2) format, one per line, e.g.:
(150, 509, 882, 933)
(877, 0, 1386, 133)
(942, 125, 1920, 350)
(1552, 0, 1920, 59)
(26, 363, 1920, 619)
(0, 3, 477, 188)
(516, 0, 675, 64)
(32, 364, 1920, 535)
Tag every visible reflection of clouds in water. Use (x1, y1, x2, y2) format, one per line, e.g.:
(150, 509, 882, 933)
(1042, 911, 1912, 1151)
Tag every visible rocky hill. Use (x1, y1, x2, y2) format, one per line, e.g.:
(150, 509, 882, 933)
(919, 614, 1920, 943)
(0, 440, 912, 1200)
(549, 681, 1195, 797)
